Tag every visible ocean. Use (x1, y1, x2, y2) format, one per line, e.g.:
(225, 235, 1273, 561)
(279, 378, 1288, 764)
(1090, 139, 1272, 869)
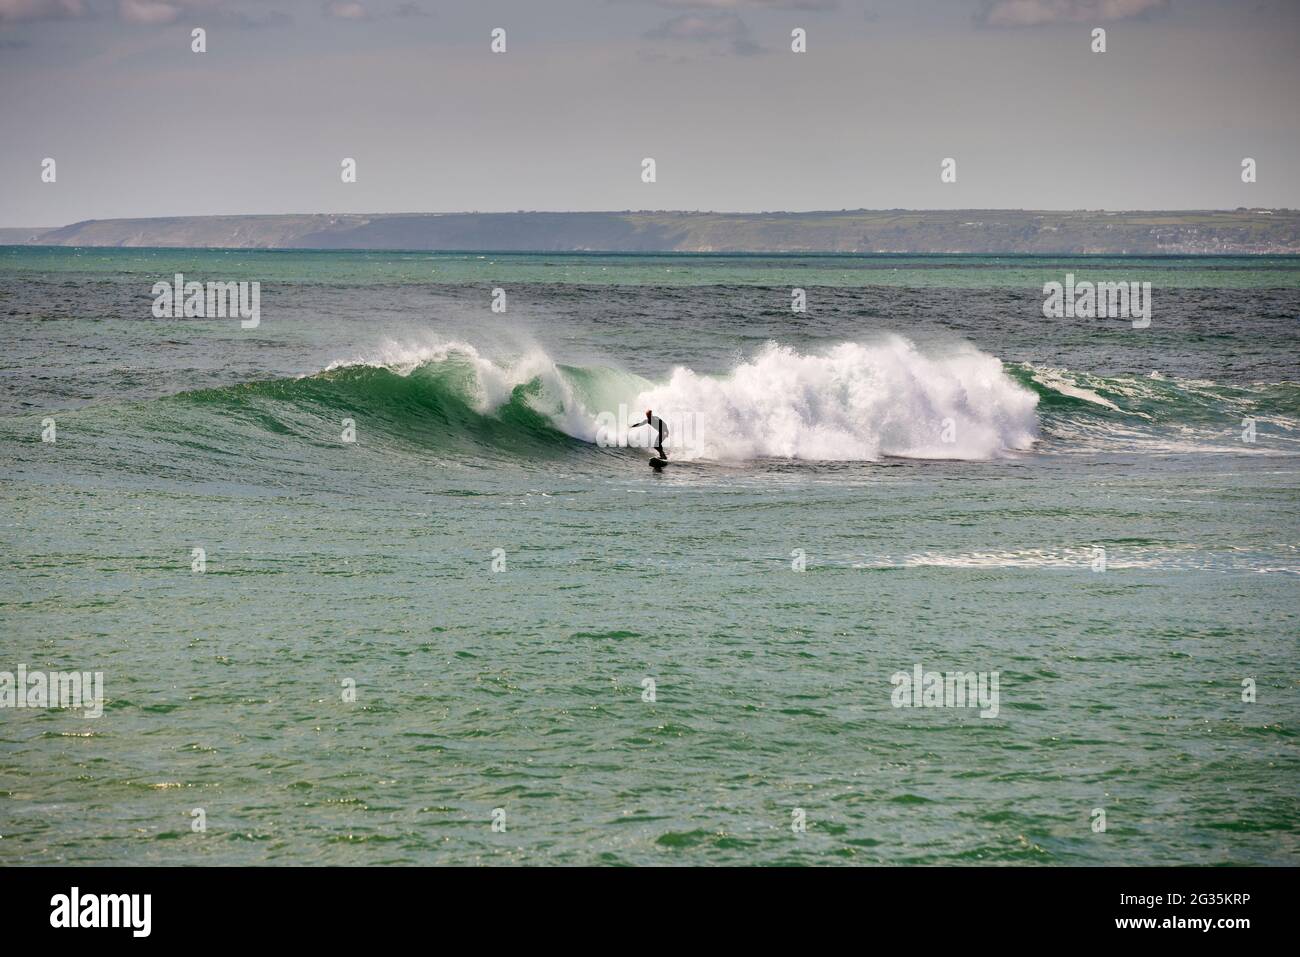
(1, 247, 1297, 865)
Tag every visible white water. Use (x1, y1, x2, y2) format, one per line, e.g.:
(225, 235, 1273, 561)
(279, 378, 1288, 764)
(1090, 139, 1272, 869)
(626, 338, 1039, 461)
(329, 335, 1040, 462)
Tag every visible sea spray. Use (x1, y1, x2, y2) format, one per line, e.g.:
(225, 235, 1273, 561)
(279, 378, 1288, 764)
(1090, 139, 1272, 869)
(631, 337, 1038, 461)
(316, 336, 1039, 462)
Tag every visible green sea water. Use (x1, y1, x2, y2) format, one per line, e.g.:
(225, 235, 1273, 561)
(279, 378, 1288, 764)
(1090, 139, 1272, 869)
(1, 248, 1297, 865)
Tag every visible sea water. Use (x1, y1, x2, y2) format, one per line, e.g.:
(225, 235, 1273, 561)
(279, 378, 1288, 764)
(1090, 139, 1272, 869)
(1, 248, 1296, 864)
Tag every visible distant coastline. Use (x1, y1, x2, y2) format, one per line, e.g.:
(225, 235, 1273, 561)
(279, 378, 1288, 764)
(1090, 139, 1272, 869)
(3, 208, 1297, 255)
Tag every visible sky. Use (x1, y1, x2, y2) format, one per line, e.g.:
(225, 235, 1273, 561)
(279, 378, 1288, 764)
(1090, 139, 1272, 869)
(1, 0, 1298, 226)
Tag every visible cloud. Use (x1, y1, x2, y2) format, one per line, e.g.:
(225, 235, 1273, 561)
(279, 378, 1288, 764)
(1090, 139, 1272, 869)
(323, 0, 368, 19)
(649, 0, 837, 9)
(0, 0, 86, 23)
(210, 7, 292, 29)
(646, 11, 764, 53)
(118, 0, 181, 24)
(980, 0, 1169, 26)
(322, 1, 426, 22)
(230, 9, 292, 28)
(117, 0, 246, 27)
(0, 1, 294, 28)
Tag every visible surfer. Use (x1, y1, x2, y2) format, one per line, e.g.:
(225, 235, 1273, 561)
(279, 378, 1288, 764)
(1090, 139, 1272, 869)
(631, 409, 668, 461)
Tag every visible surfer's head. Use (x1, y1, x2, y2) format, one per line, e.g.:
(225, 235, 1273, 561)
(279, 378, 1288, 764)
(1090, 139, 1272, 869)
(645, 409, 652, 419)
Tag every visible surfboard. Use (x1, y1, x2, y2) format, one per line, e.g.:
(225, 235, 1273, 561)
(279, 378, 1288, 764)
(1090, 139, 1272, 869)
(649, 457, 668, 469)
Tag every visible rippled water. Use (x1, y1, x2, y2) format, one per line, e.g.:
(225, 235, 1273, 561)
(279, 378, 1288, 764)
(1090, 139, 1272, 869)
(1, 249, 1296, 864)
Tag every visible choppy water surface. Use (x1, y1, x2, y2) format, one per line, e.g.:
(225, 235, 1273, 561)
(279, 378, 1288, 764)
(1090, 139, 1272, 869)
(1, 249, 1297, 865)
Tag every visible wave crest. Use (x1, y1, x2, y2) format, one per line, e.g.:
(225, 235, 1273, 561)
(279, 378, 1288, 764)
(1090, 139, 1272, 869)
(320, 335, 1040, 462)
(631, 338, 1038, 460)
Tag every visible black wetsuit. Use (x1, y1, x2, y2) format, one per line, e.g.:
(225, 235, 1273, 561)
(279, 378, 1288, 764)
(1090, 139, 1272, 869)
(633, 414, 668, 459)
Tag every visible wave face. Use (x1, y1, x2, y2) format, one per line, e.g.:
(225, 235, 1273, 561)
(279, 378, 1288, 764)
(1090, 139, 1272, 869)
(128, 336, 1298, 466)
(1008, 364, 1300, 453)
(266, 336, 1040, 463)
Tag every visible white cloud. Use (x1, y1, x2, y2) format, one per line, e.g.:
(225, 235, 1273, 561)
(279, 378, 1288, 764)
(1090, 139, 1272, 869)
(118, 0, 180, 24)
(651, 0, 836, 8)
(644, 0, 837, 8)
(0, 0, 293, 28)
(645, 11, 763, 54)
(650, 12, 742, 39)
(982, 0, 1169, 27)
(323, 0, 368, 20)
(0, 0, 86, 23)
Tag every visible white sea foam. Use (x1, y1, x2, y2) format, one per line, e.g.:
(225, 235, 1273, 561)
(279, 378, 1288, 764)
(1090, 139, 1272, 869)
(324, 335, 1040, 462)
(853, 547, 1300, 575)
(1024, 364, 1134, 414)
(630, 338, 1038, 461)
